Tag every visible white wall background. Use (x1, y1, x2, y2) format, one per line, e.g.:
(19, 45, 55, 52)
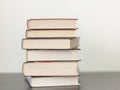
(0, 0, 120, 72)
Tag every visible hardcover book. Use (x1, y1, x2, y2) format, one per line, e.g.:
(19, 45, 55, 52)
(26, 28, 78, 38)
(23, 61, 80, 76)
(29, 86, 80, 90)
(27, 18, 78, 29)
(26, 49, 80, 61)
(22, 37, 79, 49)
(25, 76, 80, 87)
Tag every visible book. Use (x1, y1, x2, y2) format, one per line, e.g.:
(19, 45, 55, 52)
(26, 29, 78, 38)
(26, 49, 80, 61)
(25, 76, 80, 87)
(22, 37, 79, 49)
(22, 61, 79, 76)
(27, 18, 78, 29)
(26, 85, 80, 90)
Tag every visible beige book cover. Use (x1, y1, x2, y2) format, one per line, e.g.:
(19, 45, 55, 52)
(22, 37, 79, 49)
(25, 76, 80, 87)
(26, 29, 78, 38)
(27, 18, 78, 29)
(26, 49, 80, 61)
(22, 61, 80, 76)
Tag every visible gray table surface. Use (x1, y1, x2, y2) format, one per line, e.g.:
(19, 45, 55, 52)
(0, 72, 120, 90)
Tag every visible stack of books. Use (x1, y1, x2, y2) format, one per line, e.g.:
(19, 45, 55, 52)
(22, 18, 80, 87)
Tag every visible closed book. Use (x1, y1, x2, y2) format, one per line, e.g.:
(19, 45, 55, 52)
(26, 29, 78, 38)
(28, 85, 79, 90)
(22, 37, 79, 49)
(22, 61, 80, 76)
(25, 76, 80, 87)
(26, 49, 80, 61)
(27, 18, 78, 29)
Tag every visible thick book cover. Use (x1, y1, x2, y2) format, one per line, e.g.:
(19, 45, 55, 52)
(26, 29, 78, 38)
(26, 49, 80, 61)
(27, 18, 78, 29)
(25, 76, 80, 87)
(22, 61, 80, 76)
(22, 37, 79, 49)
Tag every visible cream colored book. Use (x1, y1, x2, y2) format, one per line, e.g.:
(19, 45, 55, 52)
(22, 61, 80, 76)
(22, 37, 79, 49)
(27, 18, 78, 29)
(25, 76, 80, 87)
(26, 49, 80, 61)
(26, 29, 78, 38)
(27, 85, 80, 90)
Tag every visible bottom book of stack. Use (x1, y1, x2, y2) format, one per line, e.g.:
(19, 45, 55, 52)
(25, 76, 80, 87)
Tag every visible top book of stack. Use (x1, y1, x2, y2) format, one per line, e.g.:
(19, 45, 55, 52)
(27, 18, 78, 29)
